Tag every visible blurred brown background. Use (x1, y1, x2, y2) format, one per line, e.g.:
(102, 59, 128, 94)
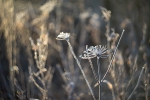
(0, 0, 150, 100)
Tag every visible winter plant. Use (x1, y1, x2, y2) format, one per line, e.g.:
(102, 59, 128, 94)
(56, 28, 145, 100)
(56, 32, 96, 100)
(80, 45, 108, 100)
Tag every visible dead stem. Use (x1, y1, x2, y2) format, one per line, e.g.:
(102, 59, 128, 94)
(97, 57, 101, 100)
(101, 29, 125, 82)
(127, 67, 145, 100)
(67, 40, 96, 100)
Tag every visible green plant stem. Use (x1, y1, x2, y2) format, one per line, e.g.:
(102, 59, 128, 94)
(67, 40, 96, 100)
(97, 57, 101, 100)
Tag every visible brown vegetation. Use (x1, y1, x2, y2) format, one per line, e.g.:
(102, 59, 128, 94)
(0, 0, 150, 100)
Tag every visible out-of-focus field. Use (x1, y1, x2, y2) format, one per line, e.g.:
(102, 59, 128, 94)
(0, 0, 150, 100)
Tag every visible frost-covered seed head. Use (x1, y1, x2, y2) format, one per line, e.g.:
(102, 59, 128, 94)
(56, 32, 70, 40)
(80, 45, 108, 59)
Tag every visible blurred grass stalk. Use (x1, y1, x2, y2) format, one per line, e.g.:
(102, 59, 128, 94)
(127, 67, 145, 100)
(29, 25, 49, 99)
(0, 0, 16, 97)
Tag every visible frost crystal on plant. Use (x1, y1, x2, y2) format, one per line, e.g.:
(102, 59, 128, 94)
(80, 46, 97, 59)
(80, 45, 108, 59)
(56, 32, 70, 40)
(95, 45, 108, 58)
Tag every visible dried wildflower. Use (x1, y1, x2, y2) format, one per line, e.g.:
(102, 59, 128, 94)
(95, 45, 109, 58)
(80, 46, 97, 59)
(80, 45, 108, 100)
(56, 32, 70, 40)
(56, 33, 96, 100)
(80, 45, 108, 59)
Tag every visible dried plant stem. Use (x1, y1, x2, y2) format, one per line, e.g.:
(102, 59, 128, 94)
(41, 73, 47, 100)
(111, 86, 115, 100)
(126, 56, 138, 89)
(145, 66, 149, 100)
(86, 45, 99, 84)
(103, 80, 115, 100)
(30, 76, 46, 93)
(101, 29, 125, 82)
(97, 57, 101, 100)
(88, 59, 99, 84)
(33, 73, 45, 88)
(67, 40, 96, 100)
(127, 67, 145, 100)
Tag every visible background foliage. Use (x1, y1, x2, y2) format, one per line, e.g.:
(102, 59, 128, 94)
(0, 0, 150, 100)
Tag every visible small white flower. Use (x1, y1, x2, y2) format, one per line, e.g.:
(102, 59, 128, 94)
(56, 32, 70, 40)
(80, 45, 108, 59)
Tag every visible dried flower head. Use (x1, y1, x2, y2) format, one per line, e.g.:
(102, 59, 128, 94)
(80, 45, 108, 59)
(56, 32, 70, 40)
(95, 45, 109, 58)
(80, 46, 97, 59)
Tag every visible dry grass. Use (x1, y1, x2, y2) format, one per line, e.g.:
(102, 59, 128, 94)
(0, 0, 150, 100)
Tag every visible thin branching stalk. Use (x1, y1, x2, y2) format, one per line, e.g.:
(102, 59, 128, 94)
(97, 57, 101, 100)
(66, 40, 96, 100)
(30, 76, 46, 93)
(86, 45, 99, 83)
(88, 59, 99, 84)
(101, 29, 125, 82)
(127, 67, 145, 100)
